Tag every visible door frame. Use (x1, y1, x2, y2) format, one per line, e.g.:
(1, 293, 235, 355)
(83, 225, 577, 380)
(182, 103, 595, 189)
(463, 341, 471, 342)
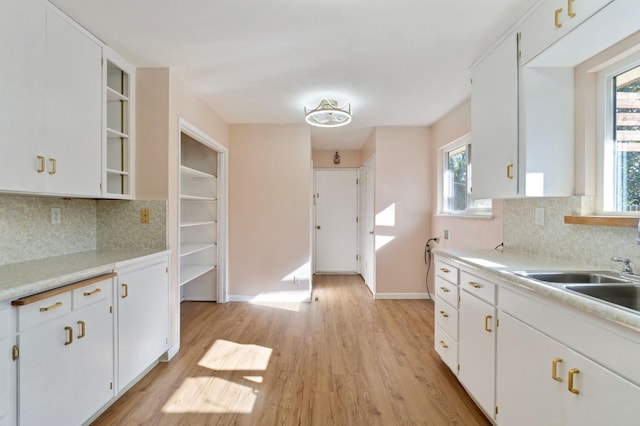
(312, 168, 360, 274)
(360, 155, 376, 296)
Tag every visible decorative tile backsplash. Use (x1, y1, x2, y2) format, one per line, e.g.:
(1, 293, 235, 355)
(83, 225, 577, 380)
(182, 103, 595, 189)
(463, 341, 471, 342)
(504, 196, 640, 270)
(0, 194, 166, 266)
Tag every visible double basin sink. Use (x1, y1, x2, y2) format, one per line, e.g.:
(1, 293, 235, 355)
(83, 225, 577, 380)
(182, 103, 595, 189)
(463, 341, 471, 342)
(513, 270, 640, 312)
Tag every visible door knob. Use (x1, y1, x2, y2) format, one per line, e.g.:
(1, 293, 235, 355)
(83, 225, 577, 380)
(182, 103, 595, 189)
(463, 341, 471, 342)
(316, 225, 321, 230)
(369, 230, 374, 235)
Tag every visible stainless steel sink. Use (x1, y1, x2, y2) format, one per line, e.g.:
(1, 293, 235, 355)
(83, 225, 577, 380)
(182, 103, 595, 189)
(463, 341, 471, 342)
(564, 284, 640, 312)
(514, 271, 631, 284)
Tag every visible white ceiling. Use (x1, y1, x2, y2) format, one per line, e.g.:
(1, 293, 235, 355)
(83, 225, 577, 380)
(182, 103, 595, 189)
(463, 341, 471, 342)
(50, 0, 539, 150)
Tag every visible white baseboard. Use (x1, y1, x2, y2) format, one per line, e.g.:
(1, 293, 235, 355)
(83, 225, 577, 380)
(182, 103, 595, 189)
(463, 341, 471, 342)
(228, 293, 312, 303)
(161, 343, 180, 362)
(374, 293, 432, 300)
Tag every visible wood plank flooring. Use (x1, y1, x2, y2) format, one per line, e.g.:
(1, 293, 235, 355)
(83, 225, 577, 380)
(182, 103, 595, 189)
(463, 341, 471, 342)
(93, 275, 489, 425)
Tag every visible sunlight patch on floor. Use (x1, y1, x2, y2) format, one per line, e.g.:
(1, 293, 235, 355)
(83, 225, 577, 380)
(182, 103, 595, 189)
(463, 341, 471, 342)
(162, 376, 257, 414)
(198, 339, 272, 371)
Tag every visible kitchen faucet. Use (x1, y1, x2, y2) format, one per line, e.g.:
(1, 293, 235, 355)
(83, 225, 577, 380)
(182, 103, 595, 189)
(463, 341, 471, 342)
(611, 257, 633, 274)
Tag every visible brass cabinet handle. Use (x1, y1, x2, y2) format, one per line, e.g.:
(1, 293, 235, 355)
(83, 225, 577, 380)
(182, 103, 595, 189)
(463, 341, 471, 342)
(439, 340, 449, 349)
(12, 345, 19, 361)
(77, 320, 86, 339)
(39, 301, 63, 312)
(567, 0, 576, 17)
(468, 281, 483, 289)
(48, 158, 57, 175)
(484, 315, 493, 332)
(568, 368, 580, 394)
(554, 8, 563, 27)
(83, 288, 102, 297)
(440, 287, 450, 293)
(37, 156, 45, 173)
(439, 310, 449, 318)
(121, 283, 129, 299)
(440, 268, 450, 273)
(64, 326, 73, 346)
(506, 164, 514, 179)
(552, 357, 563, 382)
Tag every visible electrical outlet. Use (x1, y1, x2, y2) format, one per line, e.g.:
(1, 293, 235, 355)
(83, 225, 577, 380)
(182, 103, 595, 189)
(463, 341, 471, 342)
(140, 208, 150, 224)
(444, 229, 450, 240)
(535, 208, 545, 226)
(51, 207, 61, 225)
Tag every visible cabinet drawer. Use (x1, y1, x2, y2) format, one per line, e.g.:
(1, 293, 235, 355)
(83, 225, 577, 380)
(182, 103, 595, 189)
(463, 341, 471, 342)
(435, 296, 458, 340)
(435, 259, 458, 283)
(16, 292, 71, 331)
(435, 276, 458, 308)
(0, 309, 9, 339)
(72, 276, 112, 310)
(460, 271, 496, 304)
(435, 324, 458, 374)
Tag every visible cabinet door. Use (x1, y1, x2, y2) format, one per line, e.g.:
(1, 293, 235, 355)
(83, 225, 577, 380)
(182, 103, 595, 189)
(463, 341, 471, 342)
(458, 290, 496, 419)
(471, 32, 519, 199)
(0, 307, 15, 426)
(18, 315, 74, 426)
(45, 9, 102, 197)
(0, 0, 47, 193)
(117, 259, 169, 391)
(496, 312, 565, 426)
(72, 298, 114, 424)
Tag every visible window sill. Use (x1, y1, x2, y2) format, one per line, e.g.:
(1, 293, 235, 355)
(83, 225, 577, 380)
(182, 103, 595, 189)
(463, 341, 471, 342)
(435, 213, 495, 220)
(564, 215, 640, 227)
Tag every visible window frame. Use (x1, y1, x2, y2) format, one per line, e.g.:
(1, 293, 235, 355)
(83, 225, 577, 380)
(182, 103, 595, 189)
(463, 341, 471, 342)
(597, 50, 640, 215)
(438, 133, 492, 217)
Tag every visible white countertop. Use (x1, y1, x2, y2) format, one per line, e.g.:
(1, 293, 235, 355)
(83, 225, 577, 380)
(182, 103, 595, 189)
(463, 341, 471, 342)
(0, 249, 170, 301)
(434, 248, 640, 333)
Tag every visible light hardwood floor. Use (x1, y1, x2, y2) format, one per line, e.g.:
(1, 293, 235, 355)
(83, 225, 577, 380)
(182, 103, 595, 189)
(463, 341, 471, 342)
(93, 275, 490, 425)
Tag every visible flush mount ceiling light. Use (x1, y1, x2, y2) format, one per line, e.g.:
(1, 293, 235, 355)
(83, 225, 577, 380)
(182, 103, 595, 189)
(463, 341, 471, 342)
(304, 99, 352, 128)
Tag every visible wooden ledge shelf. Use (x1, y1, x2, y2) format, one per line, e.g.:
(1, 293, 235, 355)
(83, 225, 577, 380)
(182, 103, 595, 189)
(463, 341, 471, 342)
(564, 215, 640, 227)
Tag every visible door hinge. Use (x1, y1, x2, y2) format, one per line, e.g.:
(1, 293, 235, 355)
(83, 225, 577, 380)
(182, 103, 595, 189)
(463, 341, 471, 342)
(99, 182, 102, 191)
(166, 267, 169, 273)
(495, 406, 499, 415)
(356, 216, 359, 223)
(356, 254, 359, 261)
(12, 345, 19, 361)
(356, 178, 359, 185)
(109, 306, 113, 314)
(101, 57, 104, 66)
(496, 319, 500, 327)
(110, 382, 113, 390)
(457, 364, 460, 373)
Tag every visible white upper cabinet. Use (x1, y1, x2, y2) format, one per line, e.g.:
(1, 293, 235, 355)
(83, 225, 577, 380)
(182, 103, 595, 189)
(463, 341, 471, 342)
(471, 32, 519, 199)
(519, 0, 613, 65)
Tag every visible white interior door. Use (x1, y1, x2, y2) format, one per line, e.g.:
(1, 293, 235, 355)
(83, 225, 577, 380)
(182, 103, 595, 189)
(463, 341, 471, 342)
(362, 158, 375, 294)
(314, 170, 358, 273)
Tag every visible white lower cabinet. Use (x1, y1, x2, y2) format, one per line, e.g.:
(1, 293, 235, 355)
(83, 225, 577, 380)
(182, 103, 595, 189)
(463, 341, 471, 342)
(15, 274, 114, 426)
(0, 305, 16, 426)
(497, 312, 640, 426)
(458, 288, 496, 420)
(116, 256, 169, 392)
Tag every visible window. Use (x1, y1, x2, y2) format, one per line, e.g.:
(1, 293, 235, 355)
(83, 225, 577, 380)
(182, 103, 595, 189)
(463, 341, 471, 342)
(600, 54, 640, 213)
(441, 134, 491, 215)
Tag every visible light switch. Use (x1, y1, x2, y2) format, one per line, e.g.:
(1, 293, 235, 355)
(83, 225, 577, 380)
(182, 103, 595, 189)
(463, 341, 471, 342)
(141, 208, 150, 224)
(535, 208, 545, 226)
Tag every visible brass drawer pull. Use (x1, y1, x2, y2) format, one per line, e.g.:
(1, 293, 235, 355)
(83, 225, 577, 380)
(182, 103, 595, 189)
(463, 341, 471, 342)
(439, 340, 449, 349)
(121, 283, 129, 299)
(554, 8, 563, 27)
(48, 158, 57, 175)
(551, 357, 563, 382)
(37, 156, 45, 173)
(468, 281, 483, 289)
(83, 288, 102, 297)
(484, 315, 493, 332)
(439, 310, 449, 318)
(440, 287, 450, 293)
(64, 326, 73, 346)
(506, 164, 514, 179)
(40, 301, 63, 312)
(567, 0, 576, 17)
(568, 368, 580, 394)
(440, 268, 450, 273)
(77, 320, 86, 339)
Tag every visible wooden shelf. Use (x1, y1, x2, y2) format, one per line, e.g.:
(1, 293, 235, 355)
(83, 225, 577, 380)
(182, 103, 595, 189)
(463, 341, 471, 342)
(564, 215, 640, 227)
(180, 194, 217, 201)
(106, 127, 128, 139)
(180, 220, 217, 228)
(180, 165, 216, 179)
(180, 264, 216, 286)
(106, 86, 128, 102)
(106, 168, 129, 176)
(180, 243, 216, 257)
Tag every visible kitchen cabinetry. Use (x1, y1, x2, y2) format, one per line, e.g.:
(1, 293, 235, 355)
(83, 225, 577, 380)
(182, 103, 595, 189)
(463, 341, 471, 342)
(103, 47, 135, 199)
(457, 270, 496, 420)
(0, 304, 16, 426)
(497, 311, 640, 425)
(519, 0, 613, 64)
(433, 258, 459, 374)
(0, 0, 102, 197)
(179, 131, 219, 301)
(116, 255, 169, 392)
(13, 273, 115, 426)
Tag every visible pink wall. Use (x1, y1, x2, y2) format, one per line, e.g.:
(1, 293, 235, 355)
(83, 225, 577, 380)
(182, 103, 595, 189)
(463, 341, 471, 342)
(360, 132, 376, 164)
(312, 150, 360, 168)
(373, 127, 432, 295)
(229, 124, 312, 298)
